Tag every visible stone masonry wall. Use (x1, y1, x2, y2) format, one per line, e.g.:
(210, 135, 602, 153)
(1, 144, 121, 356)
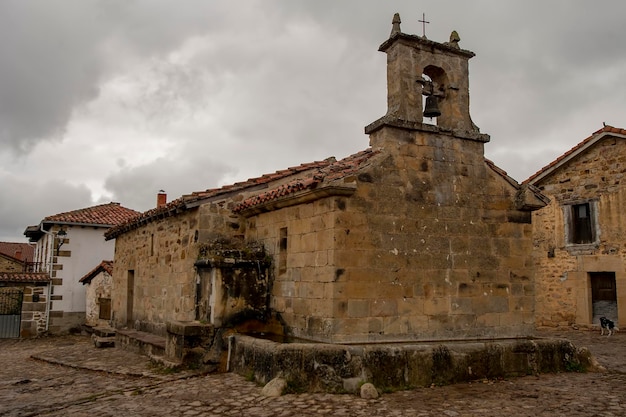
(0, 256, 24, 272)
(111, 199, 252, 336)
(532, 136, 626, 327)
(20, 285, 48, 337)
(247, 197, 338, 340)
(336, 128, 535, 342)
(247, 127, 536, 343)
(111, 210, 200, 335)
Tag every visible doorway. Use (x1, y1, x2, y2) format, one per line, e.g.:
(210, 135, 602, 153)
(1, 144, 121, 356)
(127, 270, 134, 327)
(590, 272, 618, 325)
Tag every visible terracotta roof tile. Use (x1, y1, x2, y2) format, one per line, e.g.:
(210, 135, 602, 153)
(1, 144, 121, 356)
(525, 125, 626, 185)
(234, 177, 321, 213)
(105, 158, 336, 239)
(0, 272, 50, 283)
(43, 202, 140, 226)
(0, 242, 35, 262)
(233, 148, 379, 213)
(80, 260, 113, 284)
(484, 158, 520, 188)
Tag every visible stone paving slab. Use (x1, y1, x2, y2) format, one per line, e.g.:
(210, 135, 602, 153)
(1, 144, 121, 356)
(0, 329, 625, 416)
(29, 335, 197, 379)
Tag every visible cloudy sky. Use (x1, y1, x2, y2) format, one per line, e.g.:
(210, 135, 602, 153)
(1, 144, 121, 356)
(2, 1, 625, 242)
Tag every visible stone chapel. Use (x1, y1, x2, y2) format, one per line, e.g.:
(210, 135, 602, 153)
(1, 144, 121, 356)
(106, 14, 548, 344)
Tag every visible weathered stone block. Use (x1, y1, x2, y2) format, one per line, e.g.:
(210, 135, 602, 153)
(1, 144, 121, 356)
(397, 297, 424, 316)
(370, 299, 398, 317)
(451, 297, 473, 314)
(457, 282, 480, 297)
(382, 316, 409, 335)
(347, 299, 370, 318)
(472, 296, 509, 315)
(423, 297, 450, 315)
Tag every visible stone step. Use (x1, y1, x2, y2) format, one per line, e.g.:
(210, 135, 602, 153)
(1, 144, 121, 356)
(93, 327, 116, 338)
(115, 329, 166, 358)
(92, 335, 116, 348)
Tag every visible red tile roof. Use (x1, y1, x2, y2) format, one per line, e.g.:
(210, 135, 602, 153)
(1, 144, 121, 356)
(185, 159, 335, 201)
(42, 202, 140, 227)
(0, 242, 35, 262)
(0, 272, 50, 283)
(105, 140, 544, 239)
(525, 125, 626, 185)
(234, 148, 379, 213)
(105, 158, 338, 239)
(80, 260, 113, 284)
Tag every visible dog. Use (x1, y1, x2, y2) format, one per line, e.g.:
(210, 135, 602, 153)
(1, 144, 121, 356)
(600, 316, 619, 336)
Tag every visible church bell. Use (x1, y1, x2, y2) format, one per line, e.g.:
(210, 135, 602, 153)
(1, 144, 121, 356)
(423, 95, 441, 118)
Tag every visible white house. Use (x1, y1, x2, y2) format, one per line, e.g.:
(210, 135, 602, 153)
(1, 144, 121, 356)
(24, 202, 139, 333)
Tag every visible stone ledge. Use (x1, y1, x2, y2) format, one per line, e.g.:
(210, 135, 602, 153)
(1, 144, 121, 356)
(364, 115, 490, 143)
(166, 321, 213, 337)
(230, 335, 598, 393)
(116, 328, 166, 358)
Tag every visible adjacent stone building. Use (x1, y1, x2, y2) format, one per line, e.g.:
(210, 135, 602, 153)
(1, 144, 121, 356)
(526, 125, 626, 328)
(106, 15, 547, 344)
(0, 242, 35, 273)
(0, 243, 48, 338)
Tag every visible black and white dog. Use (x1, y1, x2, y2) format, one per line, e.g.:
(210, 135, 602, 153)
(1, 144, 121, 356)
(600, 316, 619, 336)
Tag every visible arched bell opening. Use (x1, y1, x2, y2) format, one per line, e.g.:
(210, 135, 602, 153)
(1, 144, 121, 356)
(420, 66, 448, 126)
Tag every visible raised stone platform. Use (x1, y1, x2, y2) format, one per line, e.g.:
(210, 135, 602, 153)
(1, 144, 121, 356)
(229, 335, 597, 393)
(114, 322, 217, 370)
(116, 328, 166, 359)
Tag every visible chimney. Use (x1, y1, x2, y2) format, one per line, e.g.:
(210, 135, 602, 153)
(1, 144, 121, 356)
(157, 190, 167, 208)
(15, 250, 22, 260)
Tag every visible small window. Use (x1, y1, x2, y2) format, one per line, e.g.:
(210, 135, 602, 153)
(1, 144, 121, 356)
(278, 227, 288, 275)
(572, 203, 592, 244)
(566, 202, 597, 245)
(99, 298, 112, 320)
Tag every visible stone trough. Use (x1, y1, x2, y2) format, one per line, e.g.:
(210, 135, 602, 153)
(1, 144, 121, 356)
(228, 334, 597, 394)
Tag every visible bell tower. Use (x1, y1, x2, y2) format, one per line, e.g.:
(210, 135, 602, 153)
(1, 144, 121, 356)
(366, 13, 489, 144)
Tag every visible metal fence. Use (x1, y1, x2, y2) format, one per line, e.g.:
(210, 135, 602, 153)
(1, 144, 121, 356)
(0, 288, 23, 338)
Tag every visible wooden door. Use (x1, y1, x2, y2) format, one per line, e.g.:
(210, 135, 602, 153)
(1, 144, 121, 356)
(591, 272, 617, 302)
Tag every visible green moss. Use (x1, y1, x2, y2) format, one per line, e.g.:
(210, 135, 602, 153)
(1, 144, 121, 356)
(564, 360, 585, 373)
(283, 378, 308, 394)
(148, 362, 181, 375)
(431, 345, 454, 386)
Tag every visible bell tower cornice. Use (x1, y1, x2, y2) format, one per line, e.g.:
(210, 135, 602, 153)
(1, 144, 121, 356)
(378, 32, 476, 60)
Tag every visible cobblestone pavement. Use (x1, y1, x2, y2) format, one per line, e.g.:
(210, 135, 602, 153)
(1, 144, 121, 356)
(1, 329, 625, 416)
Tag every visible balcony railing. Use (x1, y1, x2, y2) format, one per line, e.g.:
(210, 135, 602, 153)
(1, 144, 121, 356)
(23, 262, 46, 273)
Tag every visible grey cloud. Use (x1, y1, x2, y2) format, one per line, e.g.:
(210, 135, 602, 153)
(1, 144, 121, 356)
(0, 0, 225, 153)
(2, 0, 626, 242)
(103, 155, 236, 212)
(0, 176, 92, 241)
